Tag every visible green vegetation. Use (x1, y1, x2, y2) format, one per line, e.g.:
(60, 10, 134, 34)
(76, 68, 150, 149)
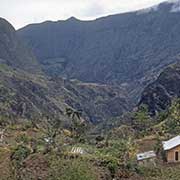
(0, 99, 179, 180)
(48, 158, 98, 180)
(132, 105, 153, 137)
(165, 99, 180, 134)
(0, 14, 180, 180)
(11, 145, 31, 167)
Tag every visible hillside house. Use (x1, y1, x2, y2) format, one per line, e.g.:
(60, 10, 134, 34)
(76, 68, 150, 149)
(163, 136, 180, 163)
(137, 151, 156, 166)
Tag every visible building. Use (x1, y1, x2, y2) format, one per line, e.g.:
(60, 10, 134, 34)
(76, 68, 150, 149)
(137, 151, 156, 166)
(163, 135, 180, 163)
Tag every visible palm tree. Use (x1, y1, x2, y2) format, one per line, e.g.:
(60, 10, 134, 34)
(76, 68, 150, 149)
(65, 108, 86, 142)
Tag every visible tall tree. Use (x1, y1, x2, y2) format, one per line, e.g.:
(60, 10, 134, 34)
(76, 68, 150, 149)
(132, 105, 152, 135)
(65, 108, 87, 142)
(40, 115, 62, 153)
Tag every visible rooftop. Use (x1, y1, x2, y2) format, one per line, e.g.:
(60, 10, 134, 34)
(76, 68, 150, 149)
(163, 135, 180, 151)
(71, 147, 85, 154)
(137, 151, 156, 161)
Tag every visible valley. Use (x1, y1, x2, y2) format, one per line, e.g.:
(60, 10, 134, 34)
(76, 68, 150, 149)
(0, 0, 180, 179)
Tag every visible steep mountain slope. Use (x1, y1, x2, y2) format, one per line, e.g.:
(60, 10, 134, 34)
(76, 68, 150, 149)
(18, 0, 180, 102)
(0, 65, 130, 122)
(0, 18, 61, 120)
(0, 18, 130, 123)
(0, 18, 41, 74)
(139, 63, 180, 115)
(59, 80, 131, 123)
(0, 65, 65, 119)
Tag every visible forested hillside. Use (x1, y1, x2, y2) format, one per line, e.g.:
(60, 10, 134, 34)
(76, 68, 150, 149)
(139, 63, 180, 115)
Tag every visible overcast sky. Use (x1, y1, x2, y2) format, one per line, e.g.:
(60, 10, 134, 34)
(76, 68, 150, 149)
(1, 0, 166, 29)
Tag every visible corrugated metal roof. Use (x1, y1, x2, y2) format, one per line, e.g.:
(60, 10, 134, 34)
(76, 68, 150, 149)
(71, 147, 84, 154)
(163, 135, 180, 151)
(137, 151, 156, 161)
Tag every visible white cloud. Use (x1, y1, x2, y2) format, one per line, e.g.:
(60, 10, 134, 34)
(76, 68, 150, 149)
(0, 0, 166, 29)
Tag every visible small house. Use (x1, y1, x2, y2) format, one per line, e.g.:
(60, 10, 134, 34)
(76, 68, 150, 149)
(137, 151, 156, 166)
(163, 135, 180, 163)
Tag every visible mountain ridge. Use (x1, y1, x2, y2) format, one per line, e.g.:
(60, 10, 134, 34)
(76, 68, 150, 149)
(0, 18, 41, 74)
(1, 0, 180, 123)
(18, 2, 180, 104)
(0, 17, 131, 123)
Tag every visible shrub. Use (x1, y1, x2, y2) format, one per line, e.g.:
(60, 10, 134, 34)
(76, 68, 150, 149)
(107, 159, 119, 176)
(15, 134, 30, 144)
(48, 158, 98, 180)
(136, 166, 161, 177)
(11, 145, 31, 168)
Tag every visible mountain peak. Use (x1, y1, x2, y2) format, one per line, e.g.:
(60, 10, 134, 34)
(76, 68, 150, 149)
(167, 0, 180, 3)
(66, 16, 79, 22)
(167, 0, 180, 12)
(137, 0, 180, 14)
(0, 18, 41, 74)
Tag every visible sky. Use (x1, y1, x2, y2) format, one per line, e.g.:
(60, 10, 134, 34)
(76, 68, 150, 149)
(1, 0, 166, 29)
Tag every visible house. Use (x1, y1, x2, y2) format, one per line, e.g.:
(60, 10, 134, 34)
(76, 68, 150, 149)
(137, 151, 156, 166)
(163, 135, 180, 163)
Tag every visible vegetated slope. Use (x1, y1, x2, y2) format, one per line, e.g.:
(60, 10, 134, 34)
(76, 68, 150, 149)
(0, 17, 130, 123)
(18, 0, 180, 102)
(0, 18, 41, 74)
(0, 17, 64, 120)
(0, 65, 65, 119)
(57, 80, 131, 123)
(139, 63, 180, 115)
(0, 65, 130, 122)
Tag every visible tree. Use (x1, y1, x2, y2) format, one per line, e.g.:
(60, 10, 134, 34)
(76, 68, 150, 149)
(39, 115, 62, 153)
(165, 99, 180, 134)
(65, 108, 88, 142)
(169, 99, 180, 121)
(111, 125, 135, 140)
(132, 105, 152, 135)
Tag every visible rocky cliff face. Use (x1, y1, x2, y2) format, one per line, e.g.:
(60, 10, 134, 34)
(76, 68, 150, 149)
(139, 63, 180, 115)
